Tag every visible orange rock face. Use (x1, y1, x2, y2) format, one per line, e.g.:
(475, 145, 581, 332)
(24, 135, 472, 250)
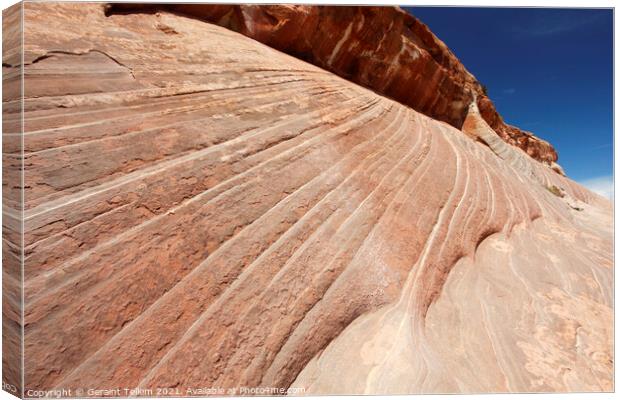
(2, 2, 612, 397)
(108, 3, 559, 166)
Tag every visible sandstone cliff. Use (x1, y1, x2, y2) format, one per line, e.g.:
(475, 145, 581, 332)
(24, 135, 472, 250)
(2, 2, 612, 396)
(107, 3, 560, 167)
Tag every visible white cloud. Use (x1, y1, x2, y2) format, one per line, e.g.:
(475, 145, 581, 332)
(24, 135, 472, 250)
(511, 13, 604, 37)
(579, 175, 614, 200)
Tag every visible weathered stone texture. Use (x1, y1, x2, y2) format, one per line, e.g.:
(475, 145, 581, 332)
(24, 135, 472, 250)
(1, 3, 612, 396)
(2, 3, 24, 397)
(107, 3, 560, 166)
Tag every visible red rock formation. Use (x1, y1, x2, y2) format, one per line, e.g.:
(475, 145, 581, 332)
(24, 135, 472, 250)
(107, 3, 560, 166)
(2, 2, 611, 396)
(2, 4, 24, 397)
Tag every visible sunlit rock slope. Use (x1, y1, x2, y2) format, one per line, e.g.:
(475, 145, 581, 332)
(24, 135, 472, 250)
(107, 3, 560, 167)
(2, 2, 612, 395)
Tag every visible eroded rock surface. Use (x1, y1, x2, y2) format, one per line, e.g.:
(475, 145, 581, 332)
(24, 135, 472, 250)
(2, 3, 612, 395)
(107, 3, 560, 166)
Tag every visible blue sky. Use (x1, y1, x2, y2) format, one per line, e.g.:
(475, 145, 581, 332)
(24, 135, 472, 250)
(405, 7, 613, 195)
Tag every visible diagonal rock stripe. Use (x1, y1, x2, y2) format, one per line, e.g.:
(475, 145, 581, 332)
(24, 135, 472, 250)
(1, 2, 612, 395)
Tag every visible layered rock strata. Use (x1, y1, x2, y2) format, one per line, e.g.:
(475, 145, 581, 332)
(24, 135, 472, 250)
(2, 3, 24, 397)
(107, 3, 560, 166)
(1, 2, 613, 396)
